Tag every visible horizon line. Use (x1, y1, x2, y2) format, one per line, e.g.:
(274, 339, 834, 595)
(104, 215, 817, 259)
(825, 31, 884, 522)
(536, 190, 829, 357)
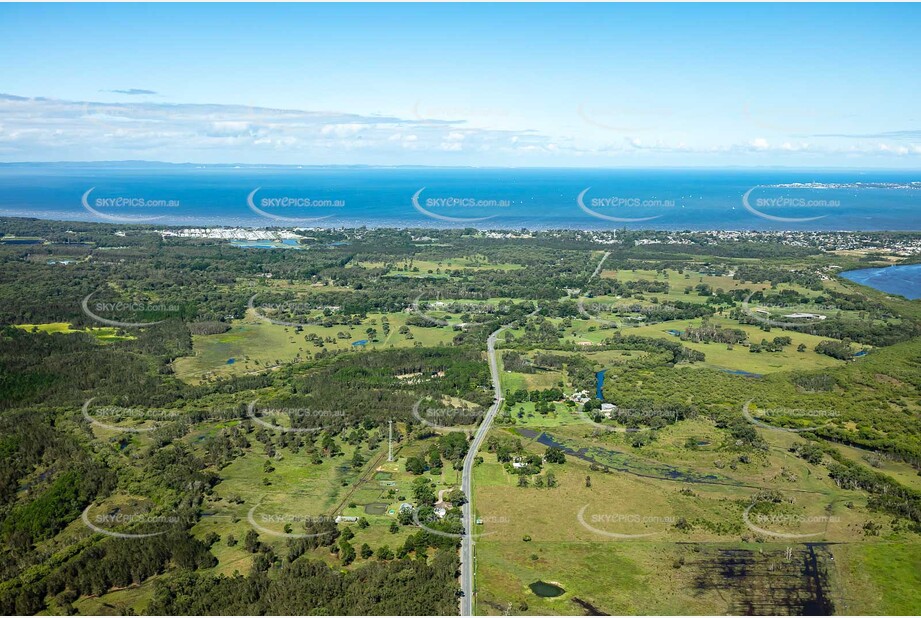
(2, 161, 921, 172)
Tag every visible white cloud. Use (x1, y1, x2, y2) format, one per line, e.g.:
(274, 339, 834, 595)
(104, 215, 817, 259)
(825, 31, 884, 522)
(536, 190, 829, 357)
(320, 123, 365, 137)
(0, 93, 919, 165)
(0, 93, 552, 163)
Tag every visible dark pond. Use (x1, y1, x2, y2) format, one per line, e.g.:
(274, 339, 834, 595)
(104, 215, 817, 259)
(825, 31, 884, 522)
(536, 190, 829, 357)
(529, 581, 565, 597)
(719, 368, 763, 378)
(363, 502, 389, 515)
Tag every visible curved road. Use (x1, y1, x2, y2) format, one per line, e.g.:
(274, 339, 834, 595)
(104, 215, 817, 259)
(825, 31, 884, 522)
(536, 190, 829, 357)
(459, 254, 606, 614)
(460, 309, 537, 615)
(459, 325, 503, 615)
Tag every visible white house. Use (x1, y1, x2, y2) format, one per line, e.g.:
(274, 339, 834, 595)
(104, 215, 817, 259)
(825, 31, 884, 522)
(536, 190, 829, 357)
(782, 313, 826, 320)
(335, 515, 358, 524)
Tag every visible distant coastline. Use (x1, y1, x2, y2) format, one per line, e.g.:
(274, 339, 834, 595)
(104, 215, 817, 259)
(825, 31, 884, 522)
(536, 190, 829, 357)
(4, 216, 921, 259)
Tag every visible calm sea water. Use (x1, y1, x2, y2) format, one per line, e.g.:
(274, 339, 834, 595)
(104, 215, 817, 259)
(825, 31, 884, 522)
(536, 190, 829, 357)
(842, 264, 921, 299)
(0, 165, 919, 231)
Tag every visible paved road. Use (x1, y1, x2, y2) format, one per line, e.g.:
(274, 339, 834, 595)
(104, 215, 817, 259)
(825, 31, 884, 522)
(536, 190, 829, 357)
(459, 325, 503, 615)
(590, 250, 611, 281)
(576, 251, 615, 324)
(457, 256, 608, 613)
(459, 309, 537, 615)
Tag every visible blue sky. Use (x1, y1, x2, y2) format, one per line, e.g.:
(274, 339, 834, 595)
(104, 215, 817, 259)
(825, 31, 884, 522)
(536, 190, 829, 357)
(1, 2, 919, 167)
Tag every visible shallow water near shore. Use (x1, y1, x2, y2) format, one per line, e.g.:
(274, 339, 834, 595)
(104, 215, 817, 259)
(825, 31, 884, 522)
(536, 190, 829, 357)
(842, 264, 921, 299)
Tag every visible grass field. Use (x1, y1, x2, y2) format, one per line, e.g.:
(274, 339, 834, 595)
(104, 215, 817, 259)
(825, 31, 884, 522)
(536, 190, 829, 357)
(468, 260, 918, 613)
(502, 313, 847, 376)
(828, 542, 921, 615)
(500, 349, 649, 393)
(825, 440, 921, 492)
(350, 255, 523, 278)
(502, 369, 566, 392)
(471, 405, 917, 615)
(630, 316, 847, 374)
(597, 267, 816, 304)
(71, 582, 156, 616)
(13, 322, 134, 342)
(497, 402, 586, 429)
(172, 309, 456, 383)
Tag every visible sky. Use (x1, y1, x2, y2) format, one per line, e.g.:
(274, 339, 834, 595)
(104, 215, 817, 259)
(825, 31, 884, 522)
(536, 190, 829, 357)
(0, 2, 919, 167)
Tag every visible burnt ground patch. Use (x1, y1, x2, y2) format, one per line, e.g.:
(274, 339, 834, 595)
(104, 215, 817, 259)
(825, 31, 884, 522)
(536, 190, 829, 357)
(571, 597, 610, 616)
(690, 543, 834, 615)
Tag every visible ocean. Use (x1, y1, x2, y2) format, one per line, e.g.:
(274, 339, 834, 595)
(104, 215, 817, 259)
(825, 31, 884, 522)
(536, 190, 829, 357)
(0, 165, 919, 231)
(842, 264, 921, 300)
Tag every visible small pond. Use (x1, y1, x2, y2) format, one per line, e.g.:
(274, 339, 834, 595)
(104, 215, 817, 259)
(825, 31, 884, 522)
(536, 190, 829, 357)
(363, 502, 389, 515)
(529, 581, 565, 598)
